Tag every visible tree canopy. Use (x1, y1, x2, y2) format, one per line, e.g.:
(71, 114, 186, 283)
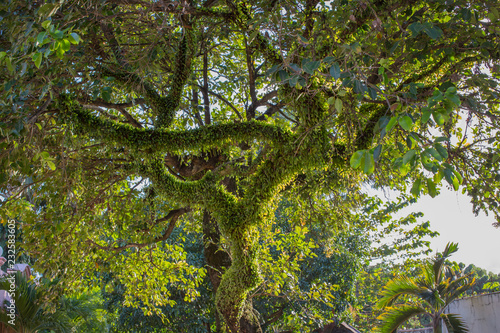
(0, 0, 499, 332)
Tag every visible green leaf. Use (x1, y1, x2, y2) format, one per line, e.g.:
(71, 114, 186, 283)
(330, 62, 341, 80)
(434, 136, 449, 143)
(445, 93, 461, 106)
(102, 87, 112, 102)
(298, 34, 309, 44)
(303, 60, 321, 75)
(398, 116, 413, 131)
(327, 97, 335, 105)
(61, 39, 71, 52)
(5, 57, 13, 74)
(421, 108, 431, 123)
(350, 150, 364, 169)
(278, 70, 289, 82)
(0, 51, 6, 61)
(335, 98, 343, 112)
(323, 56, 336, 64)
(427, 179, 437, 197)
(408, 22, 424, 35)
(424, 26, 443, 40)
(424, 148, 442, 161)
(363, 151, 375, 175)
(373, 144, 382, 162)
(46, 161, 56, 170)
(432, 111, 446, 126)
(32, 52, 42, 69)
(434, 143, 448, 160)
(386, 117, 398, 132)
(402, 149, 416, 165)
(410, 178, 422, 197)
(443, 168, 457, 189)
(36, 31, 47, 46)
(42, 19, 52, 29)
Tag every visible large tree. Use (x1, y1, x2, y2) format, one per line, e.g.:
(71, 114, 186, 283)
(1, 0, 499, 332)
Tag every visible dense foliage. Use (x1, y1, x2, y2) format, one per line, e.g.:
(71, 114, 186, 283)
(1, 0, 499, 332)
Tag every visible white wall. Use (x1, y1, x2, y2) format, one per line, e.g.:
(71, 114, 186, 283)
(442, 292, 500, 333)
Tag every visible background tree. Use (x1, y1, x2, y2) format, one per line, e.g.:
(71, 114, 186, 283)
(375, 243, 475, 333)
(0, 1, 499, 332)
(0, 272, 108, 333)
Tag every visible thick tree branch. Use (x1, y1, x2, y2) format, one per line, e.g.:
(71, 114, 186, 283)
(58, 96, 293, 152)
(248, 90, 278, 120)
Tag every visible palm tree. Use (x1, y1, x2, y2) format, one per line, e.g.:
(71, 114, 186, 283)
(0, 271, 73, 333)
(375, 242, 475, 333)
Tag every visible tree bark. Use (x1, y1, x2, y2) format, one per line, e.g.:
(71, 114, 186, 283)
(203, 207, 262, 332)
(203, 210, 231, 333)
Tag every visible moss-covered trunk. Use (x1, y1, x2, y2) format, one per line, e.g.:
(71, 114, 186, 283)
(203, 210, 231, 332)
(203, 208, 262, 332)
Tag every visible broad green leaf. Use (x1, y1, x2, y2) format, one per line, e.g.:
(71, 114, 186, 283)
(363, 151, 375, 175)
(327, 97, 335, 105)
(402, 149, 416, 165)
(36, 31, 47, 46)
(323, 56, 336, 63)
(408, 22, 424, 35)
(424, 26, 443, 40)
(434, 143, 448, 160)
(432, 111, 446, 126)
(350, 150, 364, 169)
(303, 60, 321, 74)
(335, 98, 343, 112)
(386, 117, 398, 132)
(425, 147, 443, 161)
(5, 57, 13, 74)
(427, 179, 437, 197)
(410, 178, 422, 197)
(398, 116, 413, 131)
(61, 39, 71, 52)
(278, 70, 289, 82)
(32, 52, 42, 69)
(42, 19, 52, 29)
(421, 108, 431, 123)
(434, 169, 444, 183)
(330, 62, 341, 80)
(46, 161, 56, 170)
(444, 168, 456, 188)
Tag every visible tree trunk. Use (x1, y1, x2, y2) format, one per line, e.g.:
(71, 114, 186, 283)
(203, 210, 262, 333)
(203, 210, 231, 333)
(433, 314, 442, 333)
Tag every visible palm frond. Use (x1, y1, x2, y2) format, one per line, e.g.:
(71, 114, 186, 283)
(441, 313, 469, 333)
(376, 304, 428, 333)
(444, 277, 476, 306)
(433, 243, 458, 283)
(376, 276, 428, 309)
